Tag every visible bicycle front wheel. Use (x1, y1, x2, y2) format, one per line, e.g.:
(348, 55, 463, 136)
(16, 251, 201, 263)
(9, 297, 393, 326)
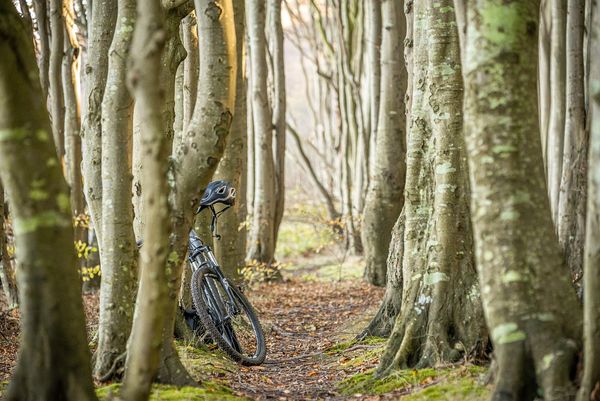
(191, 266, 266, 365)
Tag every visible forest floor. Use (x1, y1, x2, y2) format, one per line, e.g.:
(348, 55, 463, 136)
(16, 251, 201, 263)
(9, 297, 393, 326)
(0, 199, 492, 400)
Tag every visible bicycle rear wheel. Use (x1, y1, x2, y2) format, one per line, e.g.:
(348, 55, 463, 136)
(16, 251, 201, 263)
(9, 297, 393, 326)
(191, 266, 266, 365)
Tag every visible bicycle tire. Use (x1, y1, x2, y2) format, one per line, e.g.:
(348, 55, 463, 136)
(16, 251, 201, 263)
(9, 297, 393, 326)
(191, 266, 266, 365)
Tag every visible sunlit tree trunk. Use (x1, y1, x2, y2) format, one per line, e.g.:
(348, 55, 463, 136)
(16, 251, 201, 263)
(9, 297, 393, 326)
(558, 0, 588, 288)
(81, 0, 117, 245)
(361, 0, 406, 287)
(547, 0, 567, 223)
(246, 0, 276, 263)
(121, 1, 171, 399)
(214, 0, 247, 280)
(366, 0, 381, 171)
(94, 0, 138, 381)
(463, 1, 582, 399)
(62, 21, 87, 266)
(376, 0, 485, 375)
(0, 5, 97, 400)
(577, 4, 600, 400)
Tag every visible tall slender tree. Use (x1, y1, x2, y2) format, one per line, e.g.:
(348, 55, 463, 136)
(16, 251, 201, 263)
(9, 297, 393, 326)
(361, 0, 407, 287)
(94, 0, 138, 380)
(121, 0, 170, 398)
(463, 1, 582, 398)
(81, 0, 117, 245)
(0, 4, 97, 399)
(558, 0, 588, 286)
(214, 0, 248, 279)
(246, 0, 277, 263)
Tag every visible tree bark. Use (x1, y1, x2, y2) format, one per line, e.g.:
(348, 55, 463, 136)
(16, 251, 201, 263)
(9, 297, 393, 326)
(214, 0, 247, 280)
(376, 0, 486, 375)
(81, 0, 118, 245)
(94, 0, 138, 381)
(269, 0, 287, 250)
(558, 0, 588, 289)
(158, 0, 236, 385)
(577, 3, 600, 400)
(463, 1, 583, 399)
(547, 0, 567, 224)
(246, 0, 277, 264)
(49, 0, 65, 159)
(539, 0, 552, 167)
(361, 0, 407, 287)
(0, 5, 97, 400)
(121, 1, 171, 399)
(32, 0, 50, 99)
(62, 24, 87, 269)
(366, 0, 381, 170)
(0, 186, 18, 309)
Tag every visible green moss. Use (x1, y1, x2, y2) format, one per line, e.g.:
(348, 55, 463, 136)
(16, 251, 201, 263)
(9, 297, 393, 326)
(0, 381, 8, 397)
(326, 336, 387, 354)
(96, 383, 249, 401)
(338, 365, 490, 400)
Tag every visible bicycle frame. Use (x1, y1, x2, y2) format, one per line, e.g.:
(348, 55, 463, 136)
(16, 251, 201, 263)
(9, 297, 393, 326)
(187, 229, 241, 331)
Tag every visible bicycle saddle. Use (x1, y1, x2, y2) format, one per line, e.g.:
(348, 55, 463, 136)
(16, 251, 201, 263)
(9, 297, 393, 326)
(199, 180, 236, 209)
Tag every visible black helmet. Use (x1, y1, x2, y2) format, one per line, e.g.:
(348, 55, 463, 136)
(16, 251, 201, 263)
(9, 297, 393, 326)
(199, 180, 236, 208)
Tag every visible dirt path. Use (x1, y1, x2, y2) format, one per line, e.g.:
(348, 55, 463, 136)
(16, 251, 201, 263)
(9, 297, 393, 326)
(219, 278, 385, 400)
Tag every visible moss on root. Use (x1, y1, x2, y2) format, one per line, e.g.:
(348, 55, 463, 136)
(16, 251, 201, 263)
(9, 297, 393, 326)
(338, 365, 490, 400)
(96, 342, 247, 400)
(96, 382, 249, 401)
(326, 336, 387, 354)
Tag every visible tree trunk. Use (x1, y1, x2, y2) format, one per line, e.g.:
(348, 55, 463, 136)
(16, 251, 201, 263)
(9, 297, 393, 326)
(81, 0, 118, 245)
(577, 3, 600, 400)
(463, 1, 583, 399)
(214, 0, 247, 280)
(62, 24, 87, 268)
(361, 0, 407, 287)
(0, 186, 18, 309)
(182, 14, 198, 130)
(121, 1, 171, 399)
(539, 0, 552, 167)
(376, 0, 486, 376)
(558, 0, 588, 289)
(269, 0, 286, 250)
(159, 0, 236, 385)
(94, 0, 138, 381)
(49, 0, 65, 159)
(366, 0, 381, 171)
(0, 5, 97, 400)
(547, 0, 567, 224)
(32, 0, 50, 99)
(246, 0, 277, 264)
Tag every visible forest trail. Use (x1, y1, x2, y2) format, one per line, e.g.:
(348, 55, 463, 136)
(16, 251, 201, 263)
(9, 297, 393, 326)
(227, 278, 384, 400)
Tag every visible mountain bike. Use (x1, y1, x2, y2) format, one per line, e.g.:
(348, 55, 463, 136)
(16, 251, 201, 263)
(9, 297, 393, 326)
(187, 180, 266, 365)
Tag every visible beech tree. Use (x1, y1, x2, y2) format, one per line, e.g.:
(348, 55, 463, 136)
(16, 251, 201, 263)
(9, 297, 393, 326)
(361, 0, 407, 287)
(214, 0, 248, 279)
(577, 3, 600, 400)
(462, 1, 582, 398)
(121, 0, 170, 398)
(0, 3, 97, 400)
(94, 0, 138, 380)
(375, 0, 486, 375)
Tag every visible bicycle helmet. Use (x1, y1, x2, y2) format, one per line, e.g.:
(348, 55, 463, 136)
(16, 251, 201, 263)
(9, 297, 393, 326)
(199, 180, 236, 208)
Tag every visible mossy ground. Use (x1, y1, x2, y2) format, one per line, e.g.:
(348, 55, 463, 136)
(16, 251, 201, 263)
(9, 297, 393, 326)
(96, 343, 249, 401)
(338, 364, 490, 400)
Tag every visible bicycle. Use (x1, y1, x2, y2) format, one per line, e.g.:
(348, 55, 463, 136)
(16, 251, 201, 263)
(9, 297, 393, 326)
(186, 180, 266, 365)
